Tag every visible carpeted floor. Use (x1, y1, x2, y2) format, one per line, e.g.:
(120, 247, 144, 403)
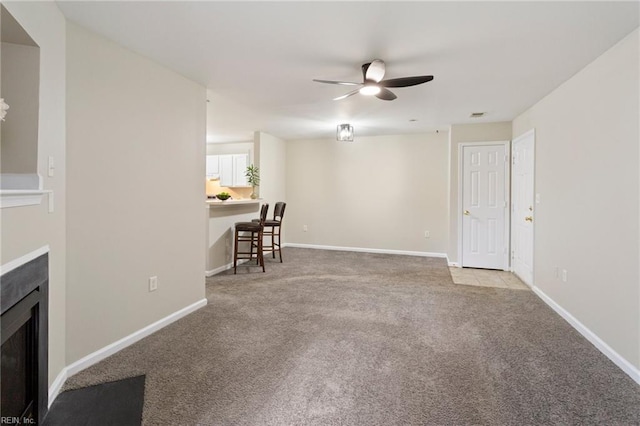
(64, 248, 640, 425)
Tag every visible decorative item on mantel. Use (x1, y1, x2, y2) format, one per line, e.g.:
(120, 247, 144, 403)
(0, 98, 9, 121)
(245, 164, 260, 199)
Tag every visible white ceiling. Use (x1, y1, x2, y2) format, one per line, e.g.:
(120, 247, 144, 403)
(56, 1, 639, 143)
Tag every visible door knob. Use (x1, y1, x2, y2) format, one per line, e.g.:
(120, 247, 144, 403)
(464, 210, 470, 216)
(525, 216, 533, 222)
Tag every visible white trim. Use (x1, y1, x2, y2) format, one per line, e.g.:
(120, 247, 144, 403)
(0, 245, 50, 275)
(48, 368, 68, 407)
(285, 242, 448, 259)
(0, 190, 50, 208)
(48, 298, 208, 406)
(457, 141, 511, 270)
(65, 298, 207, 377)
(532, 285, 640, 385)
(205, 259, 248, 277)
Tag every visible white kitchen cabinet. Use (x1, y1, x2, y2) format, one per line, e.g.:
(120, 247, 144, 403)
(217, 154, 249, 187)
(206, 155, 220, 179)
(219, 155, 234, 186)
(233, 154, 248, 187)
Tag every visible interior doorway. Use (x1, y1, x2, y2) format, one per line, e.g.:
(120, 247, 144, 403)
(510, 129, 535, 286)
(459, 142, 510, 270)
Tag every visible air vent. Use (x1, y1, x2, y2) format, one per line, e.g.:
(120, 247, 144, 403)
(470, 112, 486, 118)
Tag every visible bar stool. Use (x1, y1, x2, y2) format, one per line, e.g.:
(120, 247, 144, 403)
(233, 203, 269, 274)
(254, 201, 286, 263)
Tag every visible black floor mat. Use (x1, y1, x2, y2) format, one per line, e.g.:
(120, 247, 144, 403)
(44, 375, 145, 426)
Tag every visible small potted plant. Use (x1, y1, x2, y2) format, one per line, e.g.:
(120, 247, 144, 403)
(245, 164, 260, 199)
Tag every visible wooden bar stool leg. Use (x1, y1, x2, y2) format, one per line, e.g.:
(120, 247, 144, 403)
(258, 229, 265, 272)
(270, 226, 276, 259)
(251, 232, 260, 266)
(276, 225, 282, 263)
(233, 228, 239, 274)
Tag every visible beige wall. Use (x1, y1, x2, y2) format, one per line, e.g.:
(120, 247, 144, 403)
(1, 1, 67, 388)
(255, 131, 286, 210)
(448, 122, 512, 263)
(285, 132, 449, 254)
(66, 23, 207, 363)
(513, 29, 639, 369)
(1, 42, 39, 173)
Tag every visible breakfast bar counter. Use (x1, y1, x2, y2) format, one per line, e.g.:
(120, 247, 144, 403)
(206, 198, 261, 207)
(205, 198, 262, 275)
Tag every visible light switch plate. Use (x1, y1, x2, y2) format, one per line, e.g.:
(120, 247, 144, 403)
(48, 156, 55, 177)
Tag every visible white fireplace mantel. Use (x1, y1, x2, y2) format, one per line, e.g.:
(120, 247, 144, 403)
(0, 173, 51, 209)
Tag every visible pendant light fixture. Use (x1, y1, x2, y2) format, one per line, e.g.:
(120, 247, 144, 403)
(336, 123, 354, 141)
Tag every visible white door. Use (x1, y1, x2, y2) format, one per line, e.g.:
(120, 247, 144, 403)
(461, 144, 509, 269)
(511, 131, 535, 285)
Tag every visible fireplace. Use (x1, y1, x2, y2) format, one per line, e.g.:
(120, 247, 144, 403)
(1, 252, 48, 424)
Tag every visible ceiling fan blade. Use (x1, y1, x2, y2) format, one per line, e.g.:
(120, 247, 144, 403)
(363, 59, 386, 82)
(333, 89, 360, 101)
(375, 88, 397, 101)
(380, 75, 434, 88)
(313, 79, 362, 86)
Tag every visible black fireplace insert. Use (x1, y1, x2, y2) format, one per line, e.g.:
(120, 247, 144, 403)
(1, 253, 49, 425)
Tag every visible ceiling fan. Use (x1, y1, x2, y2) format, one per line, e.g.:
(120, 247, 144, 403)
(313, 59, 434, 101)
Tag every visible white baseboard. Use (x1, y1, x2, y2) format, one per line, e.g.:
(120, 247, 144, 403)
(532, 285, 640, 385)
(48, 367, 68, 407)
(205, 261, 234, 277)
(205, 259, 248, 277)
(48, 298, 207, 406)
(284, 242, 447, 259)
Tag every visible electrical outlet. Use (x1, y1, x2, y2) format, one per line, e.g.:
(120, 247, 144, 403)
(561, 269, 568, 283)
(303, 225, 308, 232)
(424, 231, 430, 238)
(149, 276, 158, 292)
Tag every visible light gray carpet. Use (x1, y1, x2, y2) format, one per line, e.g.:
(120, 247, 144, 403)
(64, 248, 640, 425)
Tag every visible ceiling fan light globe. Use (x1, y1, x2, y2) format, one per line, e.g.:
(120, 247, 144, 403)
(359, 85, 381, 96)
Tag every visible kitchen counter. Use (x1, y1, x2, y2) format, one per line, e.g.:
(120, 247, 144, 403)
(206, 198, 261, 207)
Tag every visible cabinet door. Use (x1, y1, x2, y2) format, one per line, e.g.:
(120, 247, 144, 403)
(206, 155, 220, 179)
(219, 155, 234, 187)
(233, 154, 248, 186)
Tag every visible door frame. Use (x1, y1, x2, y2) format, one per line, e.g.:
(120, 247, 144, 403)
(510, 128, 536, 286)
(457, 140, 511, 270)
